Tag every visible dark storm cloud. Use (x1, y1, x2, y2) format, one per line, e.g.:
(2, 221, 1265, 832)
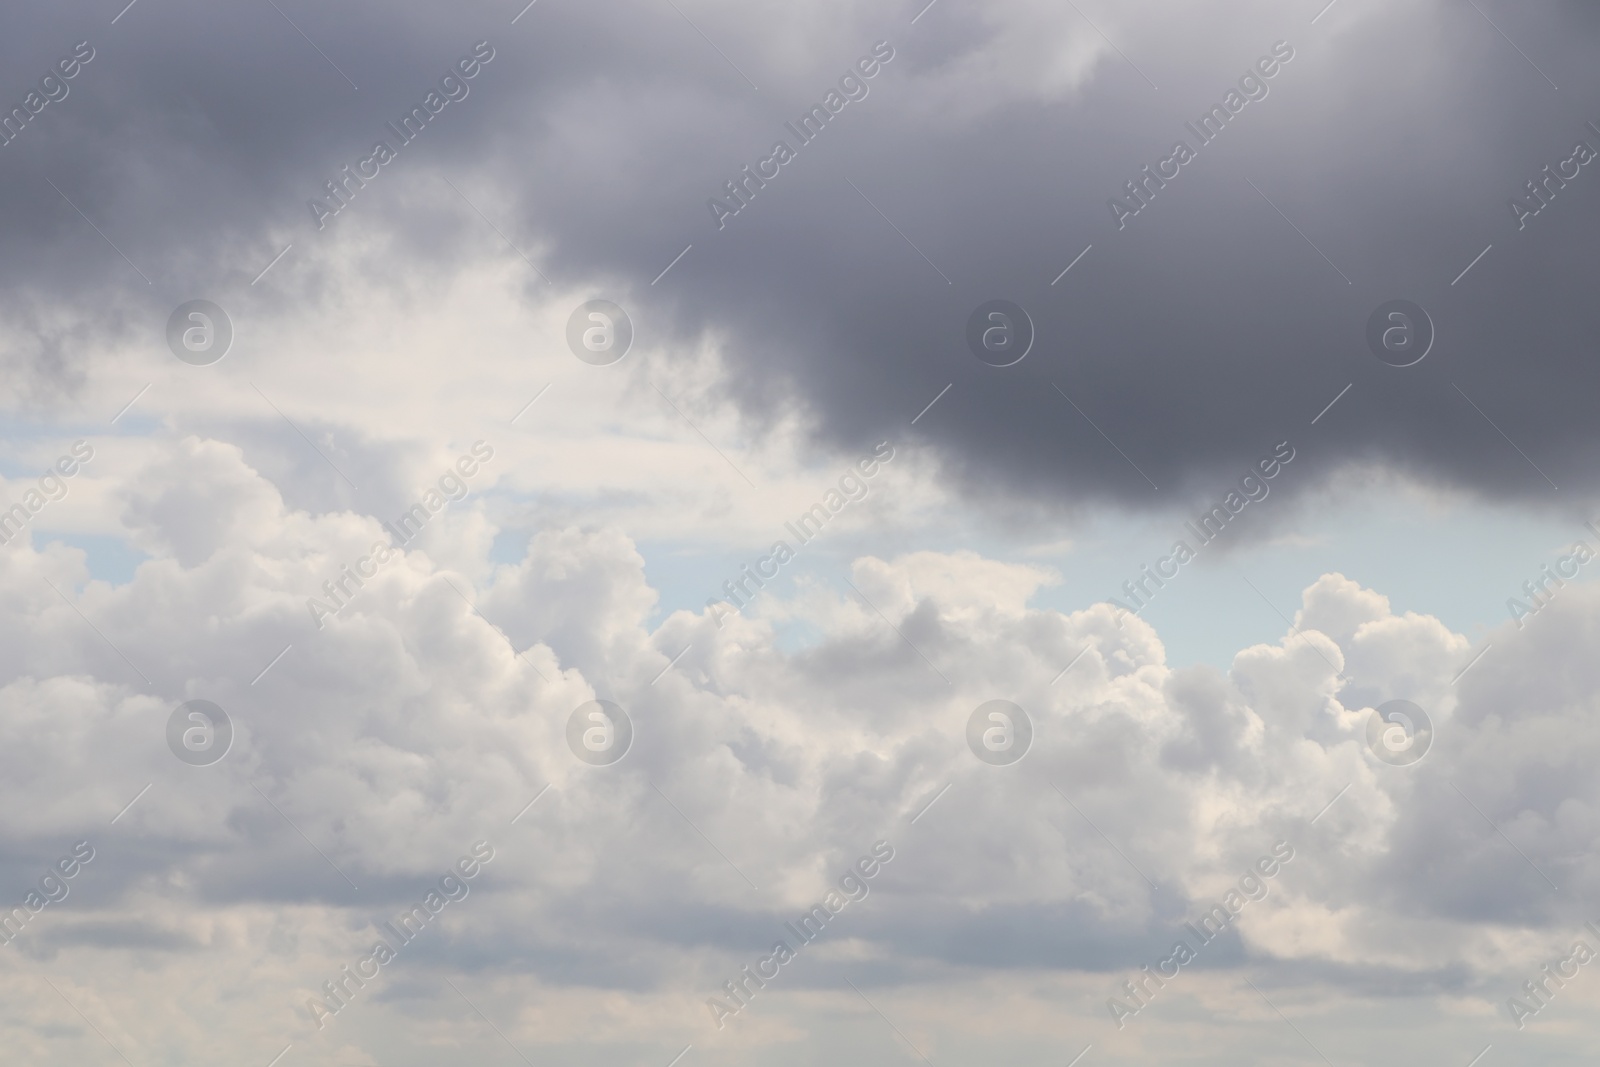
(3, 0, 1599, 512)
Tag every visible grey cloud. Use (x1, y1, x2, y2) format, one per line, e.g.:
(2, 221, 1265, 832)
(3, 0, 1598, 515)
(5, 4, 1600, 1057)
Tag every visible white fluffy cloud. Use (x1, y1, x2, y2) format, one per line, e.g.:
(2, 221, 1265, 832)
(0, 428, 1595, 1064)
(1, 1, 1596, 1062)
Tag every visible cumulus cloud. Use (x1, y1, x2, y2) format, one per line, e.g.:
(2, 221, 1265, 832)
(1, 0, 1596, 1062)
(0, 436, 1595, 1061)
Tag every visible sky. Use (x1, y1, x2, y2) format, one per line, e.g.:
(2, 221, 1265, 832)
(1, 0, 1599, 1064)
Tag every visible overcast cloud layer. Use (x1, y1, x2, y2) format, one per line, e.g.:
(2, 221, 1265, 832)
(1, 0, 1599, 1064)
(3, 0, 1598, 510)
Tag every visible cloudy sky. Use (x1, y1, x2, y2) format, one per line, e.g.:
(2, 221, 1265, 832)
(1, 0, 1598, 1063)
